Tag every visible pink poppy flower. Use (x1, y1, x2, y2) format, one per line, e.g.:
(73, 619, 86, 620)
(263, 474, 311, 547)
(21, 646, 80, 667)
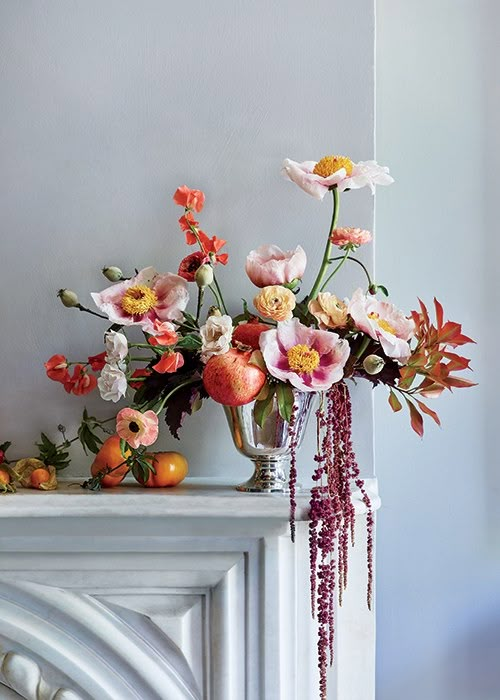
(91, 267, 189, 335)
(281, 156, 394, 200)
(116, 408, 159, 449)
(330, 227, 372, 248)
(259, 318, 350, 392)
(245, 244, 307, 287)
(348, 288, 415, 362)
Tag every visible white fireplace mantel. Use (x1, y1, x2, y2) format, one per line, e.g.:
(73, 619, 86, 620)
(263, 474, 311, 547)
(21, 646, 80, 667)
(0, 478, 379, 700)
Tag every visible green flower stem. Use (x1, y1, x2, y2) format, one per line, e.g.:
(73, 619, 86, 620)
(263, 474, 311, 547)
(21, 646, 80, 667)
(326, 255, 374, 290)
(129, 356, 154, 362)
(128, 342, 155, 349)
(196, 287, 205, 323)
(209, 284, 223, 308)
(354, 335, 372, 359)
(76, 304, 109, 320)
(212, 274, 228, 315)
(308, 188, 340, 302)
(319, 249, 351, 292)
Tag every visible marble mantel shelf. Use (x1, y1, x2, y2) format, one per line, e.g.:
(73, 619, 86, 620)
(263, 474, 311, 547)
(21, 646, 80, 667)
(0, 476, 379, 519)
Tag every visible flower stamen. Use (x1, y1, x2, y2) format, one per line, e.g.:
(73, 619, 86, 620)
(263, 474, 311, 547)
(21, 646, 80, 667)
(313, 155, 354, 178)
(287, 344, 320, 374)
(121, 285, 158, 316)
(368, 311, 396, 335)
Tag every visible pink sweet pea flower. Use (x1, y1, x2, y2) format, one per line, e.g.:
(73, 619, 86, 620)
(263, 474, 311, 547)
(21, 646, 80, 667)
(245, 244, 307, 288)
(116, 408, 159, 449)
(330, 227, 372, 248)
(259, 318, 350, 392)
(281, 156, 394, 200)
(348, 288, 415, 362)
(153, 351, 185, 374)
(91, 267, 189, 335)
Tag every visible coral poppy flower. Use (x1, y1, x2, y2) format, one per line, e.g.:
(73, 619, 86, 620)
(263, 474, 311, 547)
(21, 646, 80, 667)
(44, 354, 70, 383)
(260, 318, 350, 392)
(116, 408, 159, 449)
(64, 365, 97, 396)
(129, 368, 152, 389)
(347, 288, 415, 362)
(148, 320, 179, 347)
(173, 185, 205, 212)
(282, 155, 394, 200)
(178, 251, 209, 281)
(91, 267, 189, 334)
(87, 351, 107, 372)
(153, 351, 185, 374)
(245, 244, 306, 287)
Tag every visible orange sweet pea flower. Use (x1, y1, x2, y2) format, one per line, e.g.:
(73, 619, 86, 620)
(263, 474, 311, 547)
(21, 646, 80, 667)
(178, 212, 199, 241)
(148, 320, 179, 346)
(198, 231, 228, 265)
(153, 351, 185, 374)
(44, 354, 70, 383)
(173, 185, 205, 212)
(129, 368, 152, 389)
(64, 365, 97, 396)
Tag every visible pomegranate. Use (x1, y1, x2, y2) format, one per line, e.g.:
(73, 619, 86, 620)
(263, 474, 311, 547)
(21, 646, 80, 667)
(203, 348, 266, 406)
(232, 320, 272, 350)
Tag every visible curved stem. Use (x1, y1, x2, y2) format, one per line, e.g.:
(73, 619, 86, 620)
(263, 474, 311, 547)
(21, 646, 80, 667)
(308, 188, 340, 302)
(326, 255, 374, 291)
(76, 304, 109, 320)
(155, 377, 200, 415)
(212, 275, 228, 315)
(196, 287, 205, 323)
(319, 249, 350, 292)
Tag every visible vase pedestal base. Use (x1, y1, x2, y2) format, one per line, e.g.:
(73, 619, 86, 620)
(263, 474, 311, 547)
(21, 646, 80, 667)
(236, 459, 299, 494)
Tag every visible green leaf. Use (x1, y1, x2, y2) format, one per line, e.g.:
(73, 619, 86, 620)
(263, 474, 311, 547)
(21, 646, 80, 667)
(377, 285, 389, 297)
(253, 387, 276, 428)
(276, 382, 294, 424)
(176, 333, 202, 350)
(119, 438, 129, 457)
(388, 389, 402, 412)
(0, 441, 12, 453)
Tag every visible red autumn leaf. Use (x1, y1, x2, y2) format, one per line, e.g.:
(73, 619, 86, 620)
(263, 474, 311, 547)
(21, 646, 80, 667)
(418, 298, 430, 326)
(441, 352, 471, 371)
(417, 379, 445, 398)
(438, 321, 463, 344)
(406, 398, 424, 437)
(388, 390, 402, 413)
(434, 297, 444, 329)
(444, 375, 478, 389)
(415, 398, 441, 426)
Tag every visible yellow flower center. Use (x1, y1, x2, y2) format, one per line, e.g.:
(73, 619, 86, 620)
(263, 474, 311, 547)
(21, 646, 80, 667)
(287, 344, 320, 374)
(121, 285, 158, 316)
(368, 312, 396, 335)
(313, 155, 354, 178)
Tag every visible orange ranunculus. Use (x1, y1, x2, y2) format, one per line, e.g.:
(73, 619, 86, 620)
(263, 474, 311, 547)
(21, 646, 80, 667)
(254, 285, 296, 322)
(129, 368, 152, 389)
(153, 351, 185, 374)
(148, 320, 179, 346)
(173, 185, 205, 212)
(64, 365, 97, 396)
(87, 351, 107, 371)
(44, 354, 70, 383)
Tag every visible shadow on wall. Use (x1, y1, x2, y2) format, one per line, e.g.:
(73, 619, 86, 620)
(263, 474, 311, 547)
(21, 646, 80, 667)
(381, 614, 500, 700)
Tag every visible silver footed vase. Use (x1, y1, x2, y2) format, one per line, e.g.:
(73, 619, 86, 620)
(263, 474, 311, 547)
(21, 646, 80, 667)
(223, 391, 315, 493)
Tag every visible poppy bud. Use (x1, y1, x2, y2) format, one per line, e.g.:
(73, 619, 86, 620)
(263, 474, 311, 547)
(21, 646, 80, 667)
(102, 266, 123, 282)
(363, 354, 385, 375)
(207, 306, 222, 317)
(195, 264, 214, 289)
(57, 289, 79, 308)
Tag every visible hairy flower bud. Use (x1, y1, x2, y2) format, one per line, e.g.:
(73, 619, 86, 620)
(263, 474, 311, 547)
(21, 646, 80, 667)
(208, 306, 222, 317)
(102, 266, 123, 282)
(57, 289, 79, 308)
(195, 264, 214, 289)
(363, 354, 385, 375)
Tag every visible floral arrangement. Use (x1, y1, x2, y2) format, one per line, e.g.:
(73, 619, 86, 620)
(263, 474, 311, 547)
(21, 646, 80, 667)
(1, 154, 475, 699)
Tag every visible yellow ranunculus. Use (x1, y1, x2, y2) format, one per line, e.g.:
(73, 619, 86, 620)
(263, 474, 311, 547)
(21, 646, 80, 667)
(308, 292, 348, 330)
(253, 285, 296, 322)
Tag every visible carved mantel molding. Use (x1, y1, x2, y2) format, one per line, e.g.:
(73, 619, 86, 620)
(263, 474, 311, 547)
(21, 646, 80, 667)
(0, 478, 379, 700)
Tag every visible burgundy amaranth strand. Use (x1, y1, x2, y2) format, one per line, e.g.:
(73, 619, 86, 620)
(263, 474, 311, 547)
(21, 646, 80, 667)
(288, 402, 299, 542)
(306, 382, 374, 700)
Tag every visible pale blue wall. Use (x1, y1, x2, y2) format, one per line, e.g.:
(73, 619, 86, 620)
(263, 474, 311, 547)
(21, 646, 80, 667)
(376, 1, 500, 698)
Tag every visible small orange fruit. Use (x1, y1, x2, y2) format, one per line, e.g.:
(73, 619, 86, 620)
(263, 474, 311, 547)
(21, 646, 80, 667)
(30, 468, 51, 488)
(91, 435, 131, 488)
(137, 452, 188, 488)
(0, 468, 11, 486)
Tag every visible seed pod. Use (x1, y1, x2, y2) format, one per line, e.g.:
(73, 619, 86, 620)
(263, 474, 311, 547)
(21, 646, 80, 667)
(102, 266, 123, 282)
(195, 264, 214, 289)
(57, 289, 79, 308)
(363, 354, 385, 375)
